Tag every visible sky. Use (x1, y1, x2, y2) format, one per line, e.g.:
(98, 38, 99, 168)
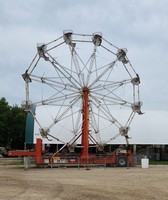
(0, 0, 168, 112)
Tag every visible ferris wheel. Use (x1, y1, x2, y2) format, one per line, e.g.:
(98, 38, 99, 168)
(22, 31, 142, 157)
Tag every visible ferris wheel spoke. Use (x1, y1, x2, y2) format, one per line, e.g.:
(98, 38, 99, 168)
(70, 102, 83, 138)
(41, 78, 78, 92)
(58, 109, 81, 123)
(92, 109, 117, 126)
(73, 49, 88, 74)
(106, 133, 121, 144)
(90, 108, 99, 134)
(47, 95, 81, 130)
(90, 113, 119, 145)
(39, 79, 78, 96)
(75, 107, 83, 134)
(101, 61, 117, 86)
(41, 92, 80, 106)
(43, 82, 78, 97)
(90, 98, 121, 128)
(71, 106, 76, 134)
(89, 134, 103, 148)
(70, 46, 85, 86)
(89, 60, 117, 88)
(90, 61, 114, 74)
(46, 52, 82, 88)
(102, 98, 118, 118)
(30, 75, 77, 92)
(91, 91, 131, 107)
(67, 130, 82, 147)
(92, 81, 132, 104)
(91, 84, 128, 99)
(89, 110, 103, 144)
(70, 45, 99, 87)
(90, 78, 132, 93)
(85, 45, 98, 86)
(48, 108, 82, 138)
(47, 133, 66, 144)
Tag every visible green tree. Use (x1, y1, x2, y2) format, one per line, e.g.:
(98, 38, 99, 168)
(0, 98, 11, 148)
(9, 106, 26, 149)
(0, 98, 26, 150)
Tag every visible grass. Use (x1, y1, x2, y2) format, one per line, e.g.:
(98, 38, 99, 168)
(149, 160, 168, 165)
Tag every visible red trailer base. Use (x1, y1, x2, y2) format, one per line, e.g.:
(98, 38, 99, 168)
(8, 138, 135, 168)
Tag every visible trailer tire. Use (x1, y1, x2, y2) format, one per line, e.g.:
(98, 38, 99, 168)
(116, 156, 127, 167)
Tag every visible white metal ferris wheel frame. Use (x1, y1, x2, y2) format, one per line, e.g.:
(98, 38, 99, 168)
(22, 30, 143, 149)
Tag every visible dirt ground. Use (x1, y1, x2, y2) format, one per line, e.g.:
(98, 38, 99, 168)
(0, 165, 168, 200)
